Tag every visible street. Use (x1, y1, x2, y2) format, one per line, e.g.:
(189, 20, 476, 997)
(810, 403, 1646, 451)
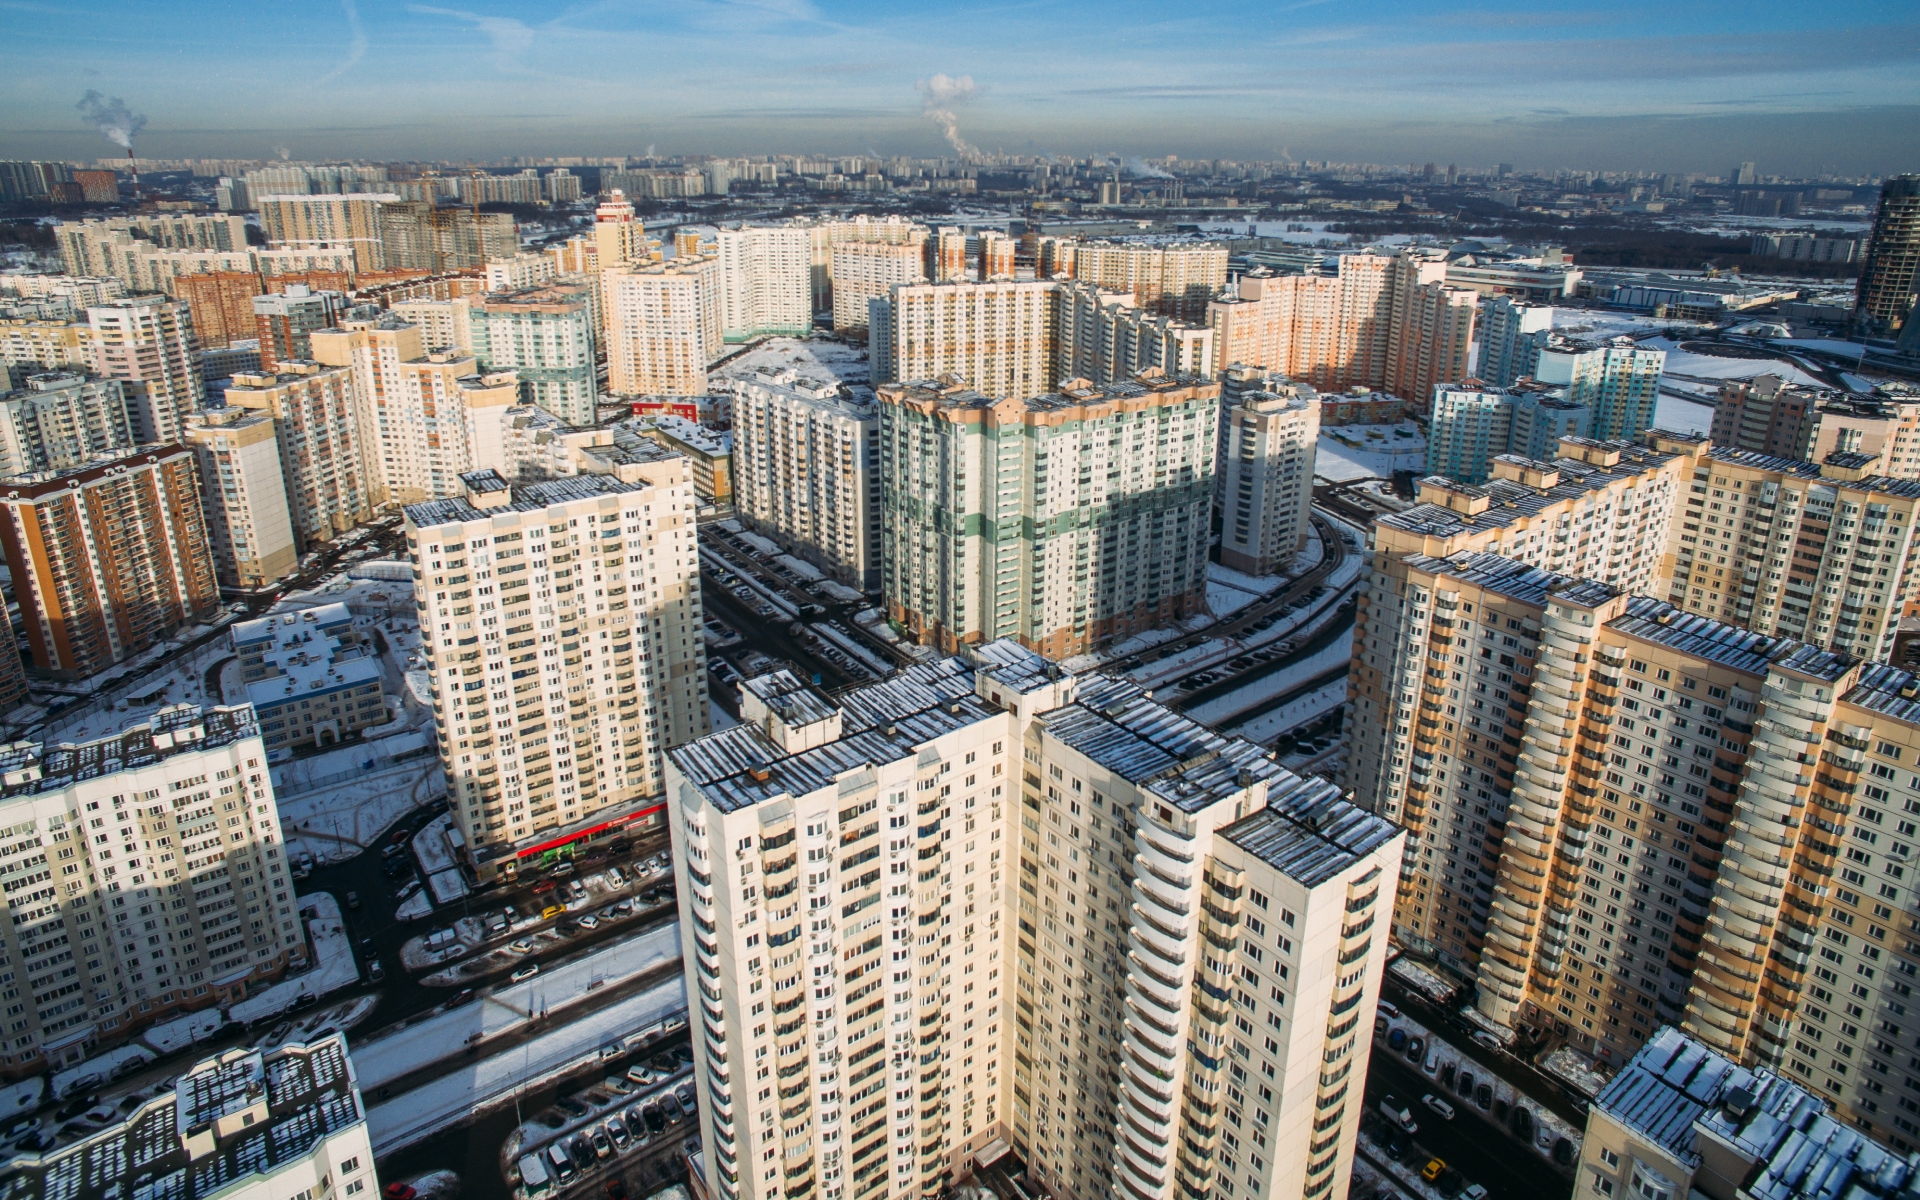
(1363, 1052, 1573, 1200)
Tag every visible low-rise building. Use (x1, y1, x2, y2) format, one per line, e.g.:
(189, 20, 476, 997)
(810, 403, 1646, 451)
(3, 1035, 373, 1188)
(233, 604, 387, 750)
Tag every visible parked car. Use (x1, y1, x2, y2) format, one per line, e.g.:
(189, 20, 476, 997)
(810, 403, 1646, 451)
(368, 959, 386, 983)
(541, 906, 564, 920)
(578, 915, 600, 930)
(590, 1128, 611, 1159)
(1472, 1030, 1504, 1052)
(674, 1081, 696, 1108)
(607, 1115, 630, 1148)
(1421, 1094, 1455, 1120)
(660, 1095, 684, 1123)
(532, 880, 557, 895)
(345, 891, 361, 909)
(510, 939, 536, 954)
(626, 1064, 658, 1086)
(1422, 1159, 1447, 1182)
(511, 963, 540, 982)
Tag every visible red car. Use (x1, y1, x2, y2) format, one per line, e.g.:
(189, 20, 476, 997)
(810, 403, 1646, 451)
(532, 880, 556, 894)
(383, 1185, 416, 1200)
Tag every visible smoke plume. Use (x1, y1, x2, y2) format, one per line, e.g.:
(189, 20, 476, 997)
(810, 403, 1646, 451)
(76, 90, 146, 150)
(917, 73, 980, 160)
(1125, 156, 1173, 179)
(275, 145, 292, 161)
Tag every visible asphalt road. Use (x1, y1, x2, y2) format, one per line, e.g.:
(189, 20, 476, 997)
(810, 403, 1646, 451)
(1379, 974, 1590, 1130)
(1363, 1053, 1573, 1200)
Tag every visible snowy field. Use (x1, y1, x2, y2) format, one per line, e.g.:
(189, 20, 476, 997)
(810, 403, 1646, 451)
(716, 337, 871, 386)
(1206, 582, 1261, 618)
(354, 922, 682, 1092)
(1652, 393, 1715, 436)
(364, 973, 688, 1154)
(1184, 639, 1351, 727)
(232, 892, 358, 1023)
(1317, 422, 1426, 482)
(37, 638, 232, 744)
(1229, 678, 1347, 745)
(141, 1010, 227, 1054)
(1648, 338, 1828, 398)
(274, 739, 443, 862)
(53, 1045, 154, 1099)
(1552, 310, 1708, 340)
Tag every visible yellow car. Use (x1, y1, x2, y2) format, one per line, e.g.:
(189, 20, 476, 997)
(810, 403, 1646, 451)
(541, 905, 564, 920)
(1422, 1159, 1447, 1182)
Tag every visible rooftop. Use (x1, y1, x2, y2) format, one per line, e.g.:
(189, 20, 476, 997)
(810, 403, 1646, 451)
(1377, 439, 1686, 540)
(1401, 551, 1608, 610)
(1705, 445, 1920, 497)
(1606, 596, 1803, 676)
(403, 469, 672, 529)
(1220, 792, 1400, 889)
(2, 1035, 364, 1200)
(1842, 663, 1920, 725)
(231, 603, 381, 710)
(0, 704, 257, 800)
(648, 415, 732, 457)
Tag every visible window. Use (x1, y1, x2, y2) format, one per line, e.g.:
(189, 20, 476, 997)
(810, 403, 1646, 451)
(340, 1158, 361, 1174)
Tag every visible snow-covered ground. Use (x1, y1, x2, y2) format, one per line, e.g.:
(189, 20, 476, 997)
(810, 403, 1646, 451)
(1184, 639, 1351, 726)
(1652, 393, 1715, 436)
(36, 638, 232, 744)
(776, 554, 823, 581)
(52, 1045, 154, 1099)
(709, 700, 738, 730)
(232, 892, 358, 1023)
(140, 1010, 227, 1054)
(1317, 422, 1427, 482)
(1229, 678, 1347, 745)
(363, 973, 689, 1154)
(414, 812, 470, 904)
(358, 922, 682, 1092)
(274, 750, 443, 863)
(1542, 1045, 1614, 1099)
(1206, 582, 1261, 617)
(715, 337, 870, 387)
(0, 1078, 43, 1119)
(1650, 338, 1827, 390)
(1552, 309, 1707, 339)
(1207, 561, 1290, 600)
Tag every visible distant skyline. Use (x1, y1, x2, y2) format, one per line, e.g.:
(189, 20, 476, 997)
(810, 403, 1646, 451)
(2, 0, 1917, 173)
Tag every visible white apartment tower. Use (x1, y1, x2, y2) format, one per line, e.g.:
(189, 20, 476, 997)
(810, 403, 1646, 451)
(605, 257, 724, 397)
(666, 639, 1403, 1200)
(716, 226, 814, 341)
(183, 407, 300, 590)
(85, 295, 204, 444)
(0, 370, 135, 476)
(732, 368, 881, 590)
(1218, 379, 1320, 575)
(876, 280, 1060, 403)
(405, 463, 709, 882)
(834, 243, 926, 338)
(0, 703, 304, 1076)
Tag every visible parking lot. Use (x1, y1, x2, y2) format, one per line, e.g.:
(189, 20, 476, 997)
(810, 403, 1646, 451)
(508, 1038, 699, 1198)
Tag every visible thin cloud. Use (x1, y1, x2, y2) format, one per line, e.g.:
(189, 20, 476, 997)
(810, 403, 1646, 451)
(318, 0, 369, 83)
(408, 4, 535, 72)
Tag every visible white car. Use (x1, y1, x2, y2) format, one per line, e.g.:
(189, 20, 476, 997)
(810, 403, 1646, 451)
(578, 915, 600, 930)
(1421, 1094, 1456, 1120)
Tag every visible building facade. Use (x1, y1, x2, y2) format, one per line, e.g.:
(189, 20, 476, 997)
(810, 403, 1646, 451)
(1475, 296, 1555, 388)
(714, 225, 813, 341)
(833, 242, 926, 337)
(253, 284, 346, 372)
(0, 370, 135, 476)
(1519, 332, 1666, 443)
(223, 362, 373, 551)
(1218, 379, 1319, 575)
(1426, 381, 1588, 484)
(183, 408, 300, 590)
(1069, 240, 1229, 322)
(85, 295, 204, 444)
(880, 372, 1218, 659)
(0, 444, 222, 677)
(256, 193, 399, 273)
(0, 703, 303, 1075)
(1856, 174, 1920, 334)
(732, 368, 879, 589)
(605, 257, 723, 397)
(234, 604, 387, 750)
(404, 465, 708, 882)
(468, 284, 599, 426)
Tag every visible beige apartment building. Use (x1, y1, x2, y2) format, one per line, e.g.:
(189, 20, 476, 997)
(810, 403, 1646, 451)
(1218, 379, 1320, 575)
(0, 444, 221, 678)
(310, 313, 521, 507)
(1069, 240, 1229, 322)
(666, 638, 1403, 1200)
(0, 318, 94, 376)
(0, 703, 305, 1077)
(880, 372, 1217, 659)
(405, 463, 708, 881)
(1659, 447, 1920, 662)
(833, 242, 927, 337)
(732, 368, 879, 589)
(1712, 373, 1920, 478)
(0, 370, 135, 476)
(224, 362, 373, 550)
(183, 408, 299, 590)
(605, 256, 723, 397)
(256, 193, 399, 273)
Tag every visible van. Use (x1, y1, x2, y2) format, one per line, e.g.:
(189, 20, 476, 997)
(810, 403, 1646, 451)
(545, 1143, 575, 1183)
(519, 1154, 552, 1197)
(1378, 1094, 1418, 1134)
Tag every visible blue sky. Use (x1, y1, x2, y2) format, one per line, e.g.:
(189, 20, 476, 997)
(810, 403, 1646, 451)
(3, 0, 1917, 172)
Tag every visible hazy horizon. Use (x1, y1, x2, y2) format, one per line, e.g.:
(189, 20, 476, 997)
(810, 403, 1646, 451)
(4, 0, 1918, 174)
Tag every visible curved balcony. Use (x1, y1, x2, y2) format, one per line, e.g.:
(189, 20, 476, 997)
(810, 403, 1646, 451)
(1126, 982, 1183, 1036)
(1120, 1138, 1171, 1191)
(1118, 1145, 1171, 1199)
(1125, 1015, 1180, 1067)
(1134, 863, 1197, 920)
(1122, 1076, 1175, 1127)
(1131, 909, 1192, 968)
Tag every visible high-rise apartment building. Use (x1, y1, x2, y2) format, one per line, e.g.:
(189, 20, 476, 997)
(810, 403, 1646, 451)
(1658, 448, 1920, 661)
(310, 314, 521, 506)
(0, 444, 222, 677)
(224, 362, 373, 551)
(1474, 299, 1551, 378)
(256, 193, 399, 273)
(1855, 175, 1920, 334)
(0, 318, 94, 376)
(404, 464, 708, 882)
(977, 230, 1017, 280)
(1056, 281, 1215, 387)
(594, 190, 646, 270)
(183, 408, 300, 589)
(486, 252, 560, 293)
(834, 242, 927, 337)
(1346, 433, 1701, 833)
(1218, 378, 1319, 575)
(86, 295, 204, 443)
(468, 284, 599, 425)
(1426, 380, 1589, 484)
(666, 639, 1403, 1200)
(880, 371, 1218, 658)
(1518, 332, 1666, 442)
(0, 703, 304, 1074)
(375, 202, 517, 273)
(253, 284, 346, 371)
(714, 225, 813, 341)
(732, 367, 880, 589)
(604, 257, 723, 397)
(170, 271, 264, 350)
(6, 1035, 373, 1187)
(1070, 240, 1229, 322)
(1207, 252, 1474, 395)
(0, 371, 134, 476)
(55, 214, 249, 278)
(1712, 374, 1920, 477)
(932, 225, 970, 280)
